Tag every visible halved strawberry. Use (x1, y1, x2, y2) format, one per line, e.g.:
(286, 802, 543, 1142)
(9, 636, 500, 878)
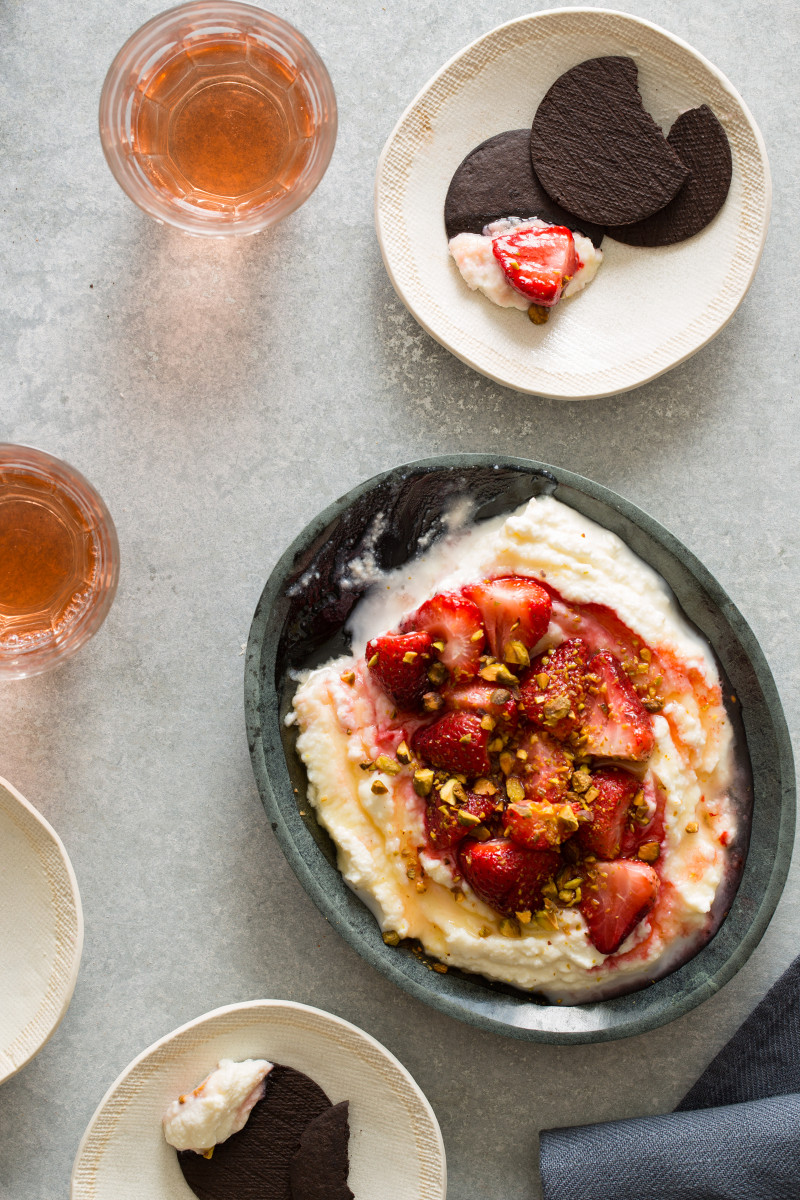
(365, 631, 433, 710)
(577, 766, 640, 859)
(403, 592, 485, 682)
(519, 638, 590, 740)
(458, 838, 560, 917)
(518, 730, 572, 803)
(463, 576, 552, 662)
(492, 225, 577, 307)
(581, 650, 655, 761)
(443, 680, 518, 733)
(425, 790, 498, 851)
(505, 799, 582, 850)
(412, 711, 490, 776)
(580, 859, 660, 956)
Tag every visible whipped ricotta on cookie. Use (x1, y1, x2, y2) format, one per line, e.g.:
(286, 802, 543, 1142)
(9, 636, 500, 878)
(291, 496, 739, 1002)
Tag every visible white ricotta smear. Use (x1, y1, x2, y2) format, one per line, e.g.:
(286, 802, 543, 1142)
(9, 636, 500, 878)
(448, 217, 603, 311)
(162, 1058, 273, 1153)
(292, 494, 738, 1002)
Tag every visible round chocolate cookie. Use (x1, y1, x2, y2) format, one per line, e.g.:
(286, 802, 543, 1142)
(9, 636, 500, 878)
(289, 1101, 353, 1200)
(530, 55, 689, 226)
(606, 105, 732, 246)
(444, 129, 604, 246)
(177, 1064, 332, 1200)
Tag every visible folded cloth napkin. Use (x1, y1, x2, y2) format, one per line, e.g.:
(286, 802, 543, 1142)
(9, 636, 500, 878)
(539, 956, 800, 1200)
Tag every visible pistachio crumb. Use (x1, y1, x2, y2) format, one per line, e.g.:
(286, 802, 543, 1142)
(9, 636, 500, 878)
(370, 779, 389, 795)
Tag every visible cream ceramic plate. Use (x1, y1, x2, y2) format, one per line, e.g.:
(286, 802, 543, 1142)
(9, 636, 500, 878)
(375, 7, 771, 399)
(0, 775, 83, 1083)
(71, 1000, 447, 1199)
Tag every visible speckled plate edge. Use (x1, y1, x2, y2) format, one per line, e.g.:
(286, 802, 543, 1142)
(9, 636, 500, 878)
(245, 454, 795, 1043)
(0, 775, 83, 1084)
(374, 8, 772, 399)
(70, 999, 446, 1200)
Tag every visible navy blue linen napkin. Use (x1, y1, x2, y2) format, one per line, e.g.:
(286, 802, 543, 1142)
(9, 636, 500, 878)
(539, 956, 800, 1200)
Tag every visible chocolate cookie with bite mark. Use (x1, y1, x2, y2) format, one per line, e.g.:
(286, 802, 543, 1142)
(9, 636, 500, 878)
(606, 105, 732, 245)
(444, 129, 604, 247)
(530, 56, 689, 226)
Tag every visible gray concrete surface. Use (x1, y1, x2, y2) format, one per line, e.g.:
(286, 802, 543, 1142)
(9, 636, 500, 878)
(1, 1, 798, 1196)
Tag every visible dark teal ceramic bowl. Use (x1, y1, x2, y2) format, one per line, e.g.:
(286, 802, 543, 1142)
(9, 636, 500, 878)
(245, 456, 795, 1043)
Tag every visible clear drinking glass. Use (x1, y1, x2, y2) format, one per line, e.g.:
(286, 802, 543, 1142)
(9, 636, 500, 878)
(0, 446, 120, 679)
(99, 1, 337, 236)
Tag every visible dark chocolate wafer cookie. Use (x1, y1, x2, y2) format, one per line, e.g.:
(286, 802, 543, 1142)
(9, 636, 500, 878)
(178, 1065, 331, 1200)
(444, 129, 604, 246)
(530, 56, 689, 226)
(289, 1101, 353, 1200)
(606, 105, 732, 245)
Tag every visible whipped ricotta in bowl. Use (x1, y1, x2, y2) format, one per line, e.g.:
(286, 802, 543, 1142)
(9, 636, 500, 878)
(290, 496, 740, 1003)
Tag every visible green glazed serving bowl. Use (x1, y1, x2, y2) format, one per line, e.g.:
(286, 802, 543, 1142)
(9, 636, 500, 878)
(245, 455, 794, 1043)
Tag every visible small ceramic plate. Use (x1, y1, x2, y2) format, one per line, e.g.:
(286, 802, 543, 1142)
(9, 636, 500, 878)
(0, 776, 83, 1083)
(245, 456, 795, 1044)
(375, 8, 771, 399)
(71, 1000, 446, 1200)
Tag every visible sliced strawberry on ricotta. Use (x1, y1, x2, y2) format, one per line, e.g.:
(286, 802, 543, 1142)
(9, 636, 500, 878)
(519, 638, 591, 740)
(518, 730, 572, 803)
(365, 631, 433, 710)
(403, 592, 485, 682)
(463, 576, 552, 661)
(581, 649, 655, 761)
(412, 711, 491, 776)
(458, 838, 560, 917)
(425, 790, 498, 851)
(443, 680, 518, 733)
(580, 859, 660, 956)
(577, 766, 640, 859)
(492, 225, 577, 307)
(504, 799, 582, 851)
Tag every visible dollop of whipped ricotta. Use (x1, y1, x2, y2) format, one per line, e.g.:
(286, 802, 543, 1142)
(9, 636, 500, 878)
(449, 217, 602, 310)
(162, 1058, 273, 1153)
(291, 496, 737, 1002)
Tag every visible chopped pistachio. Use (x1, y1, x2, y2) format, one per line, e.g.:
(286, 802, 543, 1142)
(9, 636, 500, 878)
(402, 650, 418, 664)
(535, 672, 550, 689)
(499, 750, 516, 775)
(499, 917, 522, 938)
(541, 881, 558, 900)
(584, 786, 600, 804)
(412, 768, 435, 797)
(504, 640, 530, 668)
(415, 880, 426, 893)
(202, 1147, 215, 1160)
(422, 691, 444, 713)
(528, 303, 549, 325)
(359, 760, 374, 772)
(543, 696, 570, 723)
(396, 740, 412, 764)
(473, 777, 498, 796)
(480, 714, 496, 731)
(516, 748, 528, 761)
(490, 688, 512, 704)
(341, 670, 356, 685)
(506, 777, 525, 803)
(571, 768, 592, 794)
(638, 842, 660, 862)
(639, 647, 652, 662)
(470, 629, 485, 643)
(367, 654, 379, 669)
(472, 825, 491, 842)
(643, 696, 664, 713)
(478, 925, 492, 938)
(375, 754, 401, 775)
(427, 662, 449, 686)
(432, 640, 445, 653)
(557, 805, 579, 832)
(433, 962, 448, 973)
(382, 930, 400, 946)
(370, 779, 389, 795)
(479, 661, 518, 685)
(515, 909, 532, 925)
(440, 777, 467, 805)
(457, 809, 482, 827)
(488, 736, 505, 753)
(685, 821, 699, 834)
(535, 909, 559, 930)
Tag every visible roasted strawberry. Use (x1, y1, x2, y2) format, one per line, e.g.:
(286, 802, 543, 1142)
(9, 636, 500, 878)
(412, 711, 491, 776)
(365, 631, 433, 709)
(443, 680, 518, 732)
(519, 638, 590, 740)
(580, 859, 660, 956)
(463, 576, 551, 662)
(505, 799, 581, 850)
(581, 649, 655, 760)
(577, 767, 640, 859)
(459, 838, 560, 917)
(518, 730, 572, 803)
(492, 225, 577, 307)
(620, 774, 667, 860)
(425, 790, 498, 850)
(403, 592, 485, 682)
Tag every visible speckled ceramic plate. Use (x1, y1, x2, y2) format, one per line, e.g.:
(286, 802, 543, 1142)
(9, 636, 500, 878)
(71, 1000, 446, 1200)
(0, 776, 83, 1083)
(374, 8, 771, 399)
(245, 456, 794, 1044)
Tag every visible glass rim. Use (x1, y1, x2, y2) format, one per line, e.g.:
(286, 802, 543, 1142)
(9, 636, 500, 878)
(0, 443, 120, 679)
(98, 0, 338, 237)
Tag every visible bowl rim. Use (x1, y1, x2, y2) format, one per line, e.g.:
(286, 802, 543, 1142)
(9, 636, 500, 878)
(373, 7, 772, 399)
(245, 454, 795, 1043)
